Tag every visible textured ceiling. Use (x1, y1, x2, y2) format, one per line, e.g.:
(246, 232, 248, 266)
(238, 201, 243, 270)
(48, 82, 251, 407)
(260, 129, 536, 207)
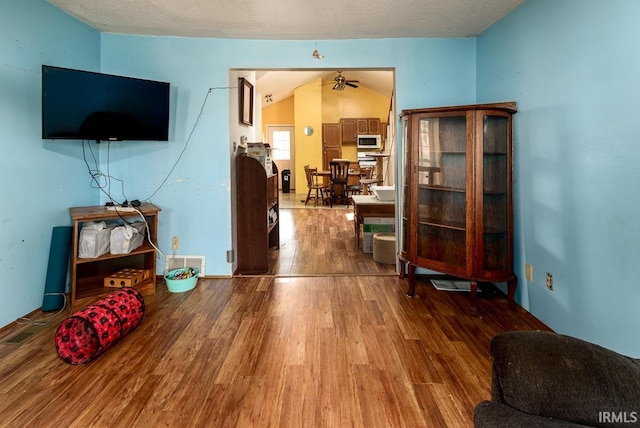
(46, 0, 524, 104)
(47, 0, 524, 40)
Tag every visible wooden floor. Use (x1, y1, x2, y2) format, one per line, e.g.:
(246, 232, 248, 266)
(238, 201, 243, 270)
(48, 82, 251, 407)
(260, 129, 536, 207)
(0, 198, 551, 427)
(270, 201, 396, 276)
(0, 276, 550, 427)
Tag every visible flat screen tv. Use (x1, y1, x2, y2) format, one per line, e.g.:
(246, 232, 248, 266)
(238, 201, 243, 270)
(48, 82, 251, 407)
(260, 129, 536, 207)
(42, 65, 170, 141)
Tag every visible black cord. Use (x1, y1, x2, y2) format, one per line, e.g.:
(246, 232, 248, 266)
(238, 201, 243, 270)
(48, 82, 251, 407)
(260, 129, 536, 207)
(143, 86, 233, 201)
(105, 141, 128, 203)
(82, 140, 132, 224)
(82, 140, 126, 204)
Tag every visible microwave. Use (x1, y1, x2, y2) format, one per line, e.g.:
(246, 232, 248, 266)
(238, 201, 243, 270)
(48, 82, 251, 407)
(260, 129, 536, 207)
(356, 134, 382, 149)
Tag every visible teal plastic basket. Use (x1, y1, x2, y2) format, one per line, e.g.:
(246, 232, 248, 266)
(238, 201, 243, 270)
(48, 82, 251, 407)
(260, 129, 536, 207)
(164, 267, 199, 293)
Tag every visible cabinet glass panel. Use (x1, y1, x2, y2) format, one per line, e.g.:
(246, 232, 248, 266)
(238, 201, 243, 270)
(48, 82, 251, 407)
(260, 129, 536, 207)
(483, 115, 508, 271)
(400, 118, 409, 253)
(417, 115, 466, 266)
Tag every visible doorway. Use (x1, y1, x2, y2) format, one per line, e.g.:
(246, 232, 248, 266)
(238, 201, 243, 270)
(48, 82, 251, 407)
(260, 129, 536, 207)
(231, 68, 397, 276)
(267, 125, 295, 191)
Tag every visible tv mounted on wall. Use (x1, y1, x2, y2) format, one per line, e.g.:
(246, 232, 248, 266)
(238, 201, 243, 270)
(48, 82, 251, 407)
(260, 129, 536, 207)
(42, 65, 170, 142)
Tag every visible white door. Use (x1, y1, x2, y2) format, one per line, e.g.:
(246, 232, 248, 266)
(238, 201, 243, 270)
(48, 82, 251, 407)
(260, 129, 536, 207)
(267, 125, 295, 191)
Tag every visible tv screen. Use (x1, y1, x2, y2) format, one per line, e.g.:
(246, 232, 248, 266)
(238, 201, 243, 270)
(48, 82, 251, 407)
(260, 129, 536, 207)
(42, 65, 170, 141)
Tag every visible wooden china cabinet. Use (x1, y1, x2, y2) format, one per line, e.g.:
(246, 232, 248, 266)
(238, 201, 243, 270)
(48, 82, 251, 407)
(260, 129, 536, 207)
(399, 102, 517, 314)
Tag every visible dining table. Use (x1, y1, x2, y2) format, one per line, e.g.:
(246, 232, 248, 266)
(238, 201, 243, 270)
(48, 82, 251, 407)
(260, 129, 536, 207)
(314, 169, 361, 178)
(314, 168, 384, 196)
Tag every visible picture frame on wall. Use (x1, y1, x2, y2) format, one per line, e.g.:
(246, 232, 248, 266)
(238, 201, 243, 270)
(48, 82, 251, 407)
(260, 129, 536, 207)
(239, 77, 253, 126)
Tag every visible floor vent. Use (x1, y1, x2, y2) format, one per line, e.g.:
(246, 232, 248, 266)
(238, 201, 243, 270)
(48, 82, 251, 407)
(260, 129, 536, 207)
(166, 255, 205, 277)
(1, 325, 46, 345)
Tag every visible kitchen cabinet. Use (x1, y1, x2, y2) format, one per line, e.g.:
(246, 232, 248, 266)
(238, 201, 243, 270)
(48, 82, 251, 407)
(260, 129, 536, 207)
(322, 123, 342, 170)
(399, 102, 517, 315)
(357, 118, 380, 135)
(340, 118, 381, 143)
(340, 118, 358, 143)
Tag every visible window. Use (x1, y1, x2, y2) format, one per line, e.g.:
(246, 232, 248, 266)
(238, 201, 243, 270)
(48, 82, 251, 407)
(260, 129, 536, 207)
(271, 130, 291, 161)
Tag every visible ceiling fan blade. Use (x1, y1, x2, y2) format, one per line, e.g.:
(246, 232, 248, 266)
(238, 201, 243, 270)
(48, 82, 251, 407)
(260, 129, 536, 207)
(345, 82, 359, 88)
(346, 80, 359, 83)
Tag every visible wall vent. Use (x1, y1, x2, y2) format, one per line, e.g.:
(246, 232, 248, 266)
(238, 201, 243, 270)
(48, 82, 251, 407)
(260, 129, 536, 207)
(165, 255, 205, 277)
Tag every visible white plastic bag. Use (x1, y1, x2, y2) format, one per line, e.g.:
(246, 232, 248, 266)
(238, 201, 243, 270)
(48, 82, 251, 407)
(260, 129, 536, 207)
(78, 221, 116, 258)
(110, 222, 146, 254)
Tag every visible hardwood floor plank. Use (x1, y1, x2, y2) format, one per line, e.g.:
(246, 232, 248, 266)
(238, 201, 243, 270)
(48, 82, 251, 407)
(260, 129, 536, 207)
(412, 383, 452, 428)
(427, 382, 471, 427)
(353, 365, 398, 428)
(278, 364, 307, 427)
(214, 310, 270, 384)
(65, 371, 144, 427)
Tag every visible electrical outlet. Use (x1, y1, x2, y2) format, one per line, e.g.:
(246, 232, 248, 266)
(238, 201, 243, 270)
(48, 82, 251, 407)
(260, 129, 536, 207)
(525, 263, 533, 282)
(546, 272, 553, 290)
(172, 236, 179, 251)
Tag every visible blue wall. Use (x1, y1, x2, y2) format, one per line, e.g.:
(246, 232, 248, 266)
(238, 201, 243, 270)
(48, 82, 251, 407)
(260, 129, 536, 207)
(0, 0, 99, 328)
(97, 36, 476, 276)
(478, 0, 640, 356)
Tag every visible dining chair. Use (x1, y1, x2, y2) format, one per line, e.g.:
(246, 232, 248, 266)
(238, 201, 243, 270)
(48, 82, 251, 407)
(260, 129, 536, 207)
(348, 166, 374, 196)
(329, 160, 350, 207)
(304, 165, 328, 207)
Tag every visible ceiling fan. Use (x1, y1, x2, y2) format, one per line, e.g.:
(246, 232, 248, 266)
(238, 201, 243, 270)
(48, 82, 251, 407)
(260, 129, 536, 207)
(331, 71, 359, 91)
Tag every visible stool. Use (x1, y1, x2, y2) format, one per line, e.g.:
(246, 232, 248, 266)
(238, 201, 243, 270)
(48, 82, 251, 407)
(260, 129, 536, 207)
(373, 233, 396, 264)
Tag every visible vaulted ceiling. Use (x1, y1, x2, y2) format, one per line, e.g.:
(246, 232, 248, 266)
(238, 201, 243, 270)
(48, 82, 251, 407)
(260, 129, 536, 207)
(256, 69, 394, 105)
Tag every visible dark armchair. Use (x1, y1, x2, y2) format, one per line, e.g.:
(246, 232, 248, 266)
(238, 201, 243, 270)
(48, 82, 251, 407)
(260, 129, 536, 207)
(474, 331, 640, 427)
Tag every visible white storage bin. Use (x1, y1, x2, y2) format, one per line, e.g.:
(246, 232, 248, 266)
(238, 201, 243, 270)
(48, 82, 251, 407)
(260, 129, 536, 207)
(110, 222, 146, 255)
(78, 221, 116, 259)
(362, 217, 395, 253)
(371, 185, 396, 201)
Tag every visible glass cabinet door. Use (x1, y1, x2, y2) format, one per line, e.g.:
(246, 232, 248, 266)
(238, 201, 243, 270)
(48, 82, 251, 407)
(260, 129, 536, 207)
(482, 114, 509, 271)
(400, 118, 409, 254)
(416, 114, 467, 267)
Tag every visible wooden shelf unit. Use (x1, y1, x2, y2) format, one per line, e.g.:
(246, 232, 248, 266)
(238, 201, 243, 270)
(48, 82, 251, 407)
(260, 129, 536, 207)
(399, 102, 517, 314)
(69, 203, 160, 311)
(235, 154, 279, 274)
